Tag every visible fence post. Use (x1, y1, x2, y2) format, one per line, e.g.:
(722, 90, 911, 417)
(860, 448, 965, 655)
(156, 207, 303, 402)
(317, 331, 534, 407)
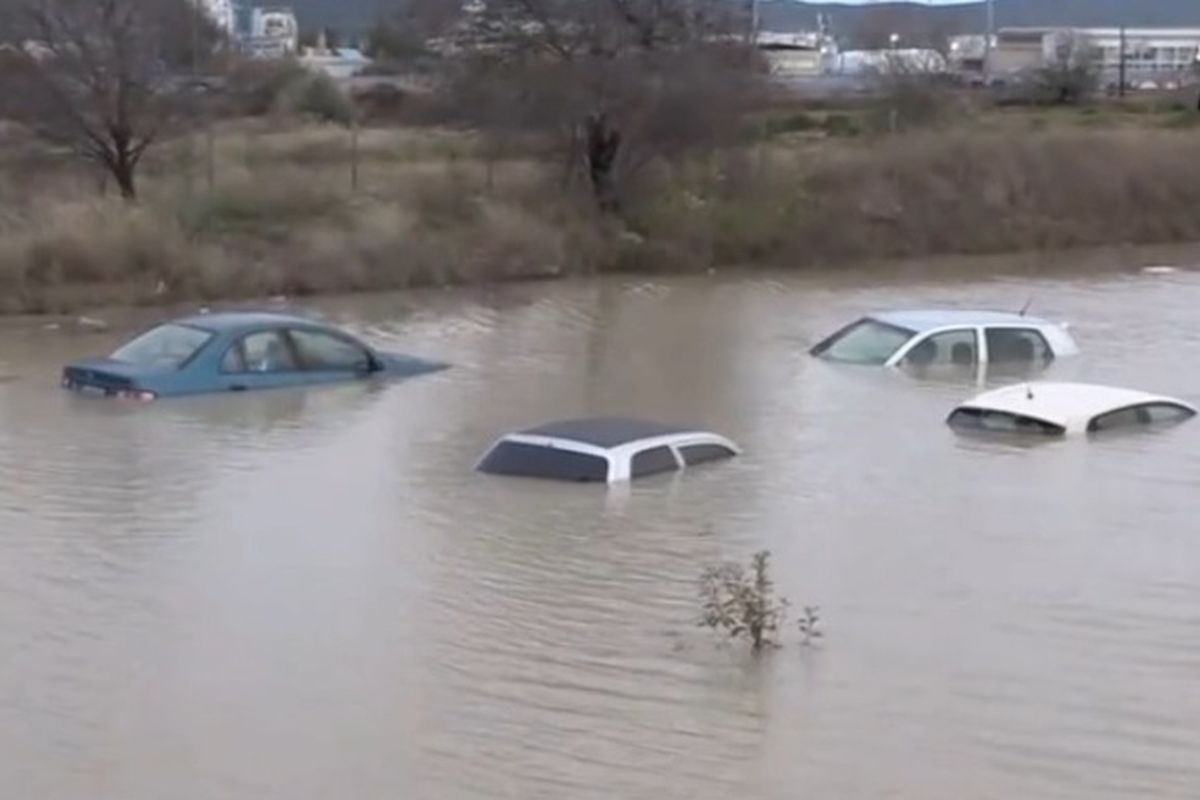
(350, 120, 360, 193)
(205, 124, 216, 192)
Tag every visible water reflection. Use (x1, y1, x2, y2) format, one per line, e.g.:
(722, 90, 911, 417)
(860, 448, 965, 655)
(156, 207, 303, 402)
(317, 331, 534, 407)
(2, 262, 1200, 799)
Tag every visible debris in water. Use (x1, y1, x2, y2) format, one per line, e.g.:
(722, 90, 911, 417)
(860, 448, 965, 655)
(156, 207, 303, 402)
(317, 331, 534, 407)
(74, 316, 108, 331)
(1142, 265, 1180, 274)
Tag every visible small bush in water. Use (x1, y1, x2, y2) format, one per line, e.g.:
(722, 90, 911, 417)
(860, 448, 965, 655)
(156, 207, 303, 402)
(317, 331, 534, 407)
(699, 550, 790, 651)
(797, 605, 822, 645)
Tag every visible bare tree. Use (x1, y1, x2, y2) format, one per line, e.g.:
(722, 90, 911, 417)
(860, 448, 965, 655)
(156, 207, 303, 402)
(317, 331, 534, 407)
(853, 3, 905, 51)
(853, 4, 959, 55)
(1034, 31, 1100, 105)
(0, 0, 217, 200)
(434, 0, 763, 212)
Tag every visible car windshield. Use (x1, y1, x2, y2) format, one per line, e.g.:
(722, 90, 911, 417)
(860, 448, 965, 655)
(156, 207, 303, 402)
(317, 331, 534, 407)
(812, 318, 916, 365)
(110, 323, 213, 369)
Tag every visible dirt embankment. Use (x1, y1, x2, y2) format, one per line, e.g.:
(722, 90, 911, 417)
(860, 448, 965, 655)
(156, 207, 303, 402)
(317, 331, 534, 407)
(3, 122, 1200, 314)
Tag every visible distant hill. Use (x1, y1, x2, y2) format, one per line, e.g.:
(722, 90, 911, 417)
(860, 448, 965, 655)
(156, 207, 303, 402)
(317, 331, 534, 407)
(285, 0, 1200, 38)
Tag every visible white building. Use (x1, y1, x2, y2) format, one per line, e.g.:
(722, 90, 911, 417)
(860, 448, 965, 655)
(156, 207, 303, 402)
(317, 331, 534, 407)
(246, 7, 299, 58)
(947, 34, 992, 73)
(834, 48, 947, 76)
(195, 0, 236, 36)
(757, 31, 837, 79)
(1074, 28, 1200, 84)
(992, 27, 1200, 88)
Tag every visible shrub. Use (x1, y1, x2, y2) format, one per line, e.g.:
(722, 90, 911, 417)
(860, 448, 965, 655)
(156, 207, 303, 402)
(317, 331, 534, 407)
(0, 199, 220, 310)
(276, 72, 357, 126)
(764, 111, 822, 137)
(823, 113, 861, 137)
(1032, 32, 1100, 105)
(700, 550, 791, 651)
(225, 58, 310, 117)
(225, 59, 357, 125)
(177, 174, 350, 238)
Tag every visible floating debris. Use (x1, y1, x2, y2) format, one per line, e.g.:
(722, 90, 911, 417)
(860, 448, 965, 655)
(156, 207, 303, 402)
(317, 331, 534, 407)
(1142, 265, 1180, 275)
(73, 316, 109, 332)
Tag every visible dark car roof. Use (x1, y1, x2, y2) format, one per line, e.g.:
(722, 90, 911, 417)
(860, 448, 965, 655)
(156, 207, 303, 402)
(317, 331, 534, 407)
(519, 417, 697, 448)
(174, 311, 324, 333)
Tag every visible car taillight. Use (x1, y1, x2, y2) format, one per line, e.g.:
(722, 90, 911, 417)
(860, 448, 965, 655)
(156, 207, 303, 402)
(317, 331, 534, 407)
(115, 389, 157, 402)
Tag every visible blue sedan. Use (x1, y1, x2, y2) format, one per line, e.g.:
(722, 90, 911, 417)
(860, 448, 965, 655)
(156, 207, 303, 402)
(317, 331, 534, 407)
(61, 311, 448, 400)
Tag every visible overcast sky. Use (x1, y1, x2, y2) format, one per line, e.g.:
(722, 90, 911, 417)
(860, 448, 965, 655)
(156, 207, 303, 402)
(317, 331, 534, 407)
(825, 1, 981, 4)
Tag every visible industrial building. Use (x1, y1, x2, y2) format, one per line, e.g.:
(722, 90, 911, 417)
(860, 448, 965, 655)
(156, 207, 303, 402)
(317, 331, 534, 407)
(757, 31, 836, 79)
(195, 0, 237, 36)
(191, 1, 301, 59)
(990, 27, 1200, 88)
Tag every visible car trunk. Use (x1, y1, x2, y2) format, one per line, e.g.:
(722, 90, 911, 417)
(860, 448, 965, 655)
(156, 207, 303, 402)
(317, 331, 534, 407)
(62, 360, 138, 395)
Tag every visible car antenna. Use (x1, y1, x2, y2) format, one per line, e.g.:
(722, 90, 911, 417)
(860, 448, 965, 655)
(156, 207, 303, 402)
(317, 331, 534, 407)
(1018, 292, 1036, 317)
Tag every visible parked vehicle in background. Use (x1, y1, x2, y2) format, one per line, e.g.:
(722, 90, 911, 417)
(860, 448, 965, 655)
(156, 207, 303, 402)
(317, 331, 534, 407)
(61, 311, 448, 400)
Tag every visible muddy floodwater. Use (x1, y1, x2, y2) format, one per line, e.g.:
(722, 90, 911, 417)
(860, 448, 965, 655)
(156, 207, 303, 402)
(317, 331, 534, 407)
(3, 259, 1200, 799)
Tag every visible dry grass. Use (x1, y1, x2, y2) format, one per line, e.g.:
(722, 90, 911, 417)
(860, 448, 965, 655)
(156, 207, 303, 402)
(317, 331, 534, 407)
(623, 128, 1200, 268)
(4, 119, 1200, 313)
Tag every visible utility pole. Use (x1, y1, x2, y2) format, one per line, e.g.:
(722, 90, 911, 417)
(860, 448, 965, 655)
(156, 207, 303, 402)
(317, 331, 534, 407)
(749, 0, 760, 44)
(983, 0, 994, 81)
(1118, 25, 1126, 98)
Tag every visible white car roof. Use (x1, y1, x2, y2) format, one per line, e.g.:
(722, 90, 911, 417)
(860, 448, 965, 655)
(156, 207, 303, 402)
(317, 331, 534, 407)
(956, 382, 1195, 433)
(513, 417, 700, 449)
(871, 309, 1061, 333)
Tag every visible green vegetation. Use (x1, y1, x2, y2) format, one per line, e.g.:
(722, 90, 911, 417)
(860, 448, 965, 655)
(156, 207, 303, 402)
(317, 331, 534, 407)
(700, 551, 797, 651)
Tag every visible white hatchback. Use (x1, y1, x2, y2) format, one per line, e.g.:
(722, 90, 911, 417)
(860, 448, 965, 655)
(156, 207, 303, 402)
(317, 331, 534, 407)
(947, 382, 1196, 437)
(811, 309, 1080, 371)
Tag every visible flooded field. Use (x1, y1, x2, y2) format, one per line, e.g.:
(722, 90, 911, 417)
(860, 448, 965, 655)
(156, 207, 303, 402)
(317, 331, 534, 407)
(3, 261, 1200, 799)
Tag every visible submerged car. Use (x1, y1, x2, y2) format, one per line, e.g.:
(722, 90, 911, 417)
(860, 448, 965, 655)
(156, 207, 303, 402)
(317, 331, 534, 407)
(810, 310, 1080, 370)
(947, 382, 1196, 437)
(61, 311, 448, 400)
(477, 417, 740, 483)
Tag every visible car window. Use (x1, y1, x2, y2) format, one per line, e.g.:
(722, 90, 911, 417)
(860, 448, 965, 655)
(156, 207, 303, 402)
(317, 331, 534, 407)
(110, 323, 213, 369)
(948, 407, 1065, 436)
(630, 446, 680, 478)
(1088, 403, 1196, 432)
(221, 344, 245, 373)
(986, 328, 1053, 364)
(289, 329, 371, 372)
(678, 443, 737, 466)
(477, 441, 609, 482)
(228, 331, 297, 373)
(901, 329, 978, 368)
(811, 319, 915, 365)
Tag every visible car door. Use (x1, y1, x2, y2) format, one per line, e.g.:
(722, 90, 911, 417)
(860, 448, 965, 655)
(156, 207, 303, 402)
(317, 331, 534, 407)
(218, 329, 315, 392)
(894, 328, 980, 379)
(287, 327, 376, 384)
(982, 327, 1055, 381)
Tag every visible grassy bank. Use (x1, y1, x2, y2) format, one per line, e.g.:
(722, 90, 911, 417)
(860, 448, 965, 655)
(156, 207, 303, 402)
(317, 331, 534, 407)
(3, 117, 1200, 314)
